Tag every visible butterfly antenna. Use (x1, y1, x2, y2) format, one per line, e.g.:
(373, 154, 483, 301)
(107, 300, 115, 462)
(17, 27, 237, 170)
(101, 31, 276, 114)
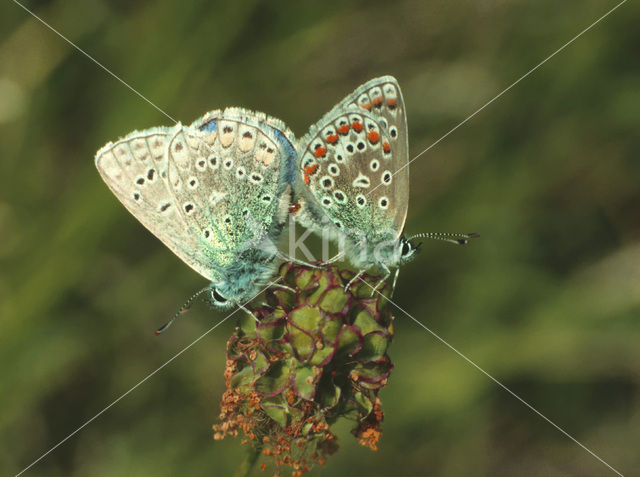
(155, 286, 210, 335)
(407, 232, 480, 245)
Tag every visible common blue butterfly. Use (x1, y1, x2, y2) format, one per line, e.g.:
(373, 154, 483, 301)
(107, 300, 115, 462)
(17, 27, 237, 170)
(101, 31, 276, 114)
(95, 108, 296, 321)
(293, 76, 477, 289)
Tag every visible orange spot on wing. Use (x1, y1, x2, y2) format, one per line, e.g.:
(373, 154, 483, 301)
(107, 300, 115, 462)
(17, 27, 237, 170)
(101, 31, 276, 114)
(289, 202, 301, 214)
(361, 103, 371, 110)
(367, 131, 380, 143)
(382, 141, 391, 152)
(372, 96, 383, 106)
(313, 146, 327, 158)
(303, 172, 310, 184)
(352, 121, 364, 132)
(304, 164, 319, 175)
(337, 124, 350, 134)
(386, 98, 397, 107)
(326, 134, 339, 144)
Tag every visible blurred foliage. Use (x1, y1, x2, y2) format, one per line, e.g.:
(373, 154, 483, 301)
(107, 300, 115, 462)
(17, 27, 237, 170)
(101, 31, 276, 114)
(1, 0, 638, 476)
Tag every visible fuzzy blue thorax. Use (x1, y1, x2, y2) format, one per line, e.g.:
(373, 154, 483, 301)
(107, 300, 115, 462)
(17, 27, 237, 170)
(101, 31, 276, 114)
(207, 254, 277, 309)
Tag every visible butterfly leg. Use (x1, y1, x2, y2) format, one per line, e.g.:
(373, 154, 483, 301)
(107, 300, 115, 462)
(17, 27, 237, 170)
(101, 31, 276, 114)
(344, 269, 365, 292)
(370, 264, 391, 296)
(390, 268, 400, 298)
(272, 283, 296, 293)
(275, 251, 323, 270)
(320, 251, 345, 266)
(238, 303, 259, 322)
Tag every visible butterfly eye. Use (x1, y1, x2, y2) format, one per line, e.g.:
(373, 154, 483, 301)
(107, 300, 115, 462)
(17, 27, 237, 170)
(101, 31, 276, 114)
(211, 288, 228, 304)
(401, 241, 411, 257)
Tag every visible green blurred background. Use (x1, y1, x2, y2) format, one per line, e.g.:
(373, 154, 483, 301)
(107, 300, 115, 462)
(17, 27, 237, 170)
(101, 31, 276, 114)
(1, 0, 638, 475)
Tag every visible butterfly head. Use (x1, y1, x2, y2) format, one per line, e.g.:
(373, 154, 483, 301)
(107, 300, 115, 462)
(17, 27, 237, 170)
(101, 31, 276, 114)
(398, 235, 421, 265)
(207, 286, 234, 309)
(207, 281, 255, 310)
(206, 258, 277, 310)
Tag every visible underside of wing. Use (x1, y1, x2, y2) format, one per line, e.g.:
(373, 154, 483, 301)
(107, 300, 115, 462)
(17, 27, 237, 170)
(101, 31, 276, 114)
(297, 108, 404, 240)
(167, 109, 296, 266)
(330, 76, 410, 234)
(96, 107, 297, 281)
(95, 125, 220, 280)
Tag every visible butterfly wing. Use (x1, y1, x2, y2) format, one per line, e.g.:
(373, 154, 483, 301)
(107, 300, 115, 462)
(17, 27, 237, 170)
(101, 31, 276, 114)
(95, 125, 221, 279)
(169, 109, 296, 265)
(95, 109, 295, 281)
(336, 76, 409, 235)
(296, 76, 409, 241)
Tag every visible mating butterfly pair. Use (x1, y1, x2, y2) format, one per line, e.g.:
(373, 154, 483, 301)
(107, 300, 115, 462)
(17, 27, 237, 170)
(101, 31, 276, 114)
(95, 76, 473, 321)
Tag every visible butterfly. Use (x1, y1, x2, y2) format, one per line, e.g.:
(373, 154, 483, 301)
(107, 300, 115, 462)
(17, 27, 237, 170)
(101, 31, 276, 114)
(293, 76, 477, 290)
(95, 108, 297, 327)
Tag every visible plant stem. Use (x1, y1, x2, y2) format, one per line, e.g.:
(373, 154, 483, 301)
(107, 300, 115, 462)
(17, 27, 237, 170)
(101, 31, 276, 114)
(233, 446, 262, 477)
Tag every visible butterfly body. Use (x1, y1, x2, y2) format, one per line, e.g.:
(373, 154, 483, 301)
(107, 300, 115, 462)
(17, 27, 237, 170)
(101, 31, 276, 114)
(95, 108, 296, 308)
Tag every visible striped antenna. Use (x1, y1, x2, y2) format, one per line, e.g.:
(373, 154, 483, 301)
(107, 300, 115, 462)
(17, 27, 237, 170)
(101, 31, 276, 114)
(155, 286, 210, 335)
(406, 232, 480, 245)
